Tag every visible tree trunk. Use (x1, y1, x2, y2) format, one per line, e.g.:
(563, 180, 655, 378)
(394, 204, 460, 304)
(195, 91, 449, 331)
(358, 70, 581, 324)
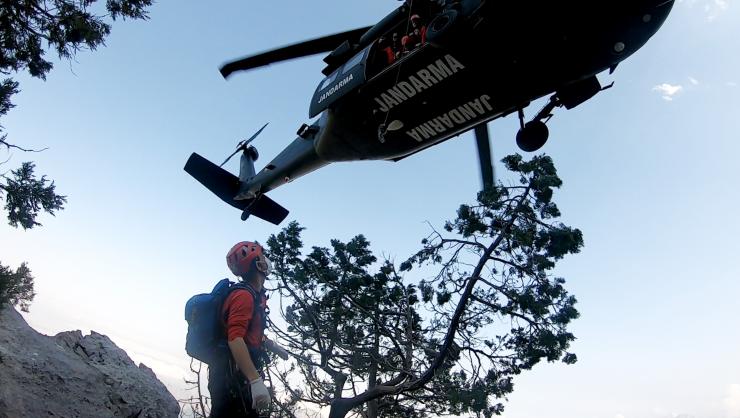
(367, 316, 380, 418)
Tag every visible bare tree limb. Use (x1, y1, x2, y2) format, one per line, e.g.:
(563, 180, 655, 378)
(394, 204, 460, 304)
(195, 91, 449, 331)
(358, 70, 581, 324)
(0, 138, 48, 153)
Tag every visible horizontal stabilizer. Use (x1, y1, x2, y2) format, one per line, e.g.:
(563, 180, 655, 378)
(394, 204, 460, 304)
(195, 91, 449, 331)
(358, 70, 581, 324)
(248, 194, 290, 225)
(184, 153, 289, 225)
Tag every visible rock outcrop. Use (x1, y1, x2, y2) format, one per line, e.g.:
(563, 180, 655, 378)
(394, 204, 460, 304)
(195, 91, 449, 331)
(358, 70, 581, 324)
(0, 307, 179, 418)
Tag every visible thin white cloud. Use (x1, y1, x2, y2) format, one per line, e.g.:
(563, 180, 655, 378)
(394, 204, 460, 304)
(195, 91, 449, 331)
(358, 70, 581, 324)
(706, 0, 730, 20)
(679, 0, 730, 21)
(616, 414, 626, 418)
(688, 76, 699, 85)
(724, 383, 740, 418)
(727, 81, 738, 87)
(653, 83, 684, 101)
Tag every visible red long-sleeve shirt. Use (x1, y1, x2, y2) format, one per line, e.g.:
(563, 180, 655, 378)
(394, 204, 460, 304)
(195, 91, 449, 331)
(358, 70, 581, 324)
(221, 288, 266, 348)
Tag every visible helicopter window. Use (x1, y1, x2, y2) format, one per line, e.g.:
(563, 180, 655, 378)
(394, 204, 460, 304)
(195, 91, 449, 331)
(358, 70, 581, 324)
(343, 50, 365, 73)
(366, 9, 436, 79)
(319, 72, 338, 90)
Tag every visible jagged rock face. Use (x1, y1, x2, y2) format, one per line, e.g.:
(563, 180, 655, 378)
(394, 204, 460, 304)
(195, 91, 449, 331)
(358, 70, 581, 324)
(0, 307, 180, 418)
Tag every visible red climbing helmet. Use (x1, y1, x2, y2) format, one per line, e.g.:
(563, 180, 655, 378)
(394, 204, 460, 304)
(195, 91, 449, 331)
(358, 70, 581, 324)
(226, 241, 271, 276)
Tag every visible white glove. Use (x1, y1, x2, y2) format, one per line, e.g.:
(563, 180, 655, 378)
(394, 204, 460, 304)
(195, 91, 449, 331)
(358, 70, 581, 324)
(250, 377, 271, 411)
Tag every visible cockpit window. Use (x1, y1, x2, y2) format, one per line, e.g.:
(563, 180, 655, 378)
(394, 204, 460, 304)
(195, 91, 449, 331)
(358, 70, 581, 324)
(319, 72, 338, 90)
(343, 50, 365, 73)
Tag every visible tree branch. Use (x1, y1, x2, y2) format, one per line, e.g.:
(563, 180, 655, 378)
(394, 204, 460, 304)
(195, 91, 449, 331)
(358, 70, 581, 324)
(0, 139, 48, 153)
(327, 185, 533, 418)
(469, 294, 537, 327)
(439, 238, 488, 252)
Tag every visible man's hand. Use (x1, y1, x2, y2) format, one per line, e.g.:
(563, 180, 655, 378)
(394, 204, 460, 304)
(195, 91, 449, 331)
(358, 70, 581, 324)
(250, 377, 271, 410)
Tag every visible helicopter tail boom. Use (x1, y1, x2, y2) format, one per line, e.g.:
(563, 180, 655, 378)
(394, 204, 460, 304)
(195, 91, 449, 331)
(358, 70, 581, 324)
(184, 153, 289, 225)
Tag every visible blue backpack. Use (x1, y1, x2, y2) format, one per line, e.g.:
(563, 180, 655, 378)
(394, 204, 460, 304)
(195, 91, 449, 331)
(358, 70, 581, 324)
(184, 278, 260, 364)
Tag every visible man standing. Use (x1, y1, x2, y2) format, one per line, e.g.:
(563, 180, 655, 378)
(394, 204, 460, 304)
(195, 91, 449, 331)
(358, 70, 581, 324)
(208, 241, 288, 418)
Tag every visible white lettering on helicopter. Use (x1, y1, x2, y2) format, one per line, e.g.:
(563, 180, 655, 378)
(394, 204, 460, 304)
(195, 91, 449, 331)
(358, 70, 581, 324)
(373, 54, 465, 113)
(318, 73, 355, 104)
(405, 94, 494, 142)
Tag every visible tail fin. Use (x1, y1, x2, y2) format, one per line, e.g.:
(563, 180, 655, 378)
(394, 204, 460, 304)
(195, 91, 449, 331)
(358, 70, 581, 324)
(184, 153, 289, 225)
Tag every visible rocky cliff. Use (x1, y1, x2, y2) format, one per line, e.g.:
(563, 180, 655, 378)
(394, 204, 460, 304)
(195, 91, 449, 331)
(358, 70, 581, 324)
(0, 307, 180, 418)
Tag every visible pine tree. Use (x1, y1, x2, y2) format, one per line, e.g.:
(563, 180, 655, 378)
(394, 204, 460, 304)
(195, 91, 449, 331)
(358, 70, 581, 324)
(264, 153, 583, 418)
(0, 0, 154, 313)
(0, 261, 35, 313)
(0, 0, 153, 227)
(1, 162, 66, 229)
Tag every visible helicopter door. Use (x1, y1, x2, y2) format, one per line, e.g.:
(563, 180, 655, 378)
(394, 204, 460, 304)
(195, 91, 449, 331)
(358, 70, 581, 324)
(309, 47, 369, 118)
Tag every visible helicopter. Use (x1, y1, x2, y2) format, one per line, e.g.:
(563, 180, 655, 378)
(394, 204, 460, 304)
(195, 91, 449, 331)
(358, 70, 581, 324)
(184, 0, 675, 225)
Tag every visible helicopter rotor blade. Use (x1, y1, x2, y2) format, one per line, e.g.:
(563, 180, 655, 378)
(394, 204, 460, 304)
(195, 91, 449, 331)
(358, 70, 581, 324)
(242, 122, 269, 148)
(219, 122, 270, 167)
(220, 148, 242, 168)
(219, 26, 372, 78)
(474, 123, 495, 190)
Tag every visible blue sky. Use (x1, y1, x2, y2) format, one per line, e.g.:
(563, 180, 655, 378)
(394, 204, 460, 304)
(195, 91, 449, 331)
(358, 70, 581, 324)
(1, 1, 739, 417)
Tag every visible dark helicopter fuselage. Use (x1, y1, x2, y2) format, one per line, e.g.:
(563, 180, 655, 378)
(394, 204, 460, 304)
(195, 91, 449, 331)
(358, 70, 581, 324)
(241, 0, 674, 197)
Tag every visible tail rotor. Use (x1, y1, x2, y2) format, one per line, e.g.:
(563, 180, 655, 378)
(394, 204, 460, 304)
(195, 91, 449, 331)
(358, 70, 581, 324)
(184, 122, 289, 225)
(220, 122, 269, 168)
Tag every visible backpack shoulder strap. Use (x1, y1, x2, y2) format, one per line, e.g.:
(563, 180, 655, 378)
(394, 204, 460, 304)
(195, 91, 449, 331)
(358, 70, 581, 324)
(225, 282, 261, 320)
(235, 282, 257, 299)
